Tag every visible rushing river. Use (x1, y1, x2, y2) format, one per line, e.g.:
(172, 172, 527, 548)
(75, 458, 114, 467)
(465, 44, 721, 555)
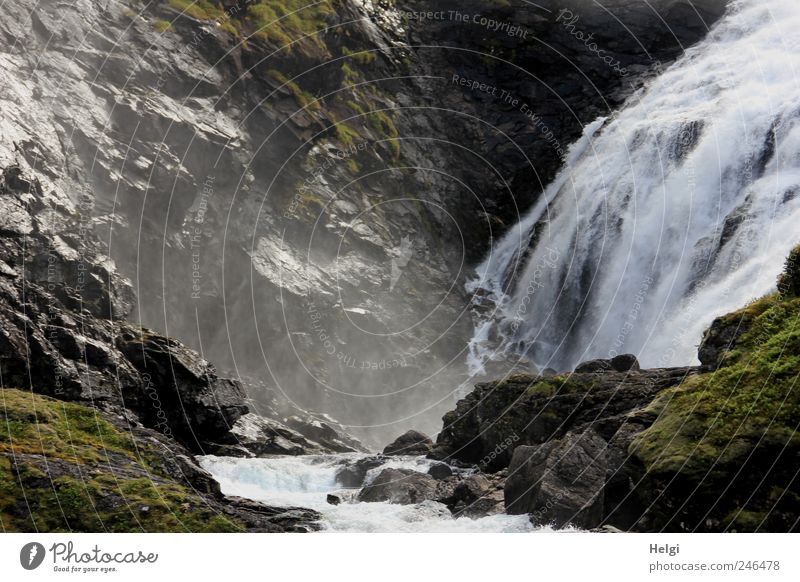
(200, 454, 543, 533)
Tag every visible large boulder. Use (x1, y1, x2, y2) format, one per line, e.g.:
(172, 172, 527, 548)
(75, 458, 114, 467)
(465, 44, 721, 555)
(505, 430, 608, 529)
(358, 468, 439, 504)
(575, 354, 640, 373)
(430, 367, 695, 470)
(285, 414, 366, 453)
(335, 456, 387, 488)
(698, 314, 752, 370)
(610, 354, 641, 372)
(574, 359, 612, 373)
(117, 326, 248, 449)
(448, 474, 505, 518)
(218, 413, 325, 457)
(427, 462, 453, 480)
(383, 430, 433, 456)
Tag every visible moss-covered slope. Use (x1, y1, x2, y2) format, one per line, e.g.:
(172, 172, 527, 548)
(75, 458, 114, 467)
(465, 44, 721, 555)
(0, 388, 242, 532)
(631, 249, 800, 531)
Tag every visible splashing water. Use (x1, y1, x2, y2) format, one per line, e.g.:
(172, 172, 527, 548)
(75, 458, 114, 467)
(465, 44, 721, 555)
(200, 455, 540, 532)
(469, 0, 800, 373)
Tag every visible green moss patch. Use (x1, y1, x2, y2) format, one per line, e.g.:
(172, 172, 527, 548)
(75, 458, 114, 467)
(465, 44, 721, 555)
(247, 0, 333, 50)
(267, 69, 321, 112)
(167, 0, 226, 21)
(152, 18, 173, 32)
(632, 294, 800, 473)
(630, 250, 800, 529)
(0, 389, 241, 532)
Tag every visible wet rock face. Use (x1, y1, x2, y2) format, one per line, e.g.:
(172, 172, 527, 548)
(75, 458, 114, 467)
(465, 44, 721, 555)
(0, 0, 729, 445)
(0, 164, 362, 456)
(0, 0, 476, 443)
(402, 0, 729, 235)
(116, 326, 248, 447)
(358, 468, 440, 505)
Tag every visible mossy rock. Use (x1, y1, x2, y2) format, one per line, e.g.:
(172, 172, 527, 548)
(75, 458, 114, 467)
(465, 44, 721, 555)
(631, 287, 800, 530)
(0, 389, 242, 532)
(526, 380, 556, 398)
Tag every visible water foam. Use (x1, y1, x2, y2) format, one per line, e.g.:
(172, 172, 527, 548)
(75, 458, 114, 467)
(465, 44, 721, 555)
(200, 455, 540, 533)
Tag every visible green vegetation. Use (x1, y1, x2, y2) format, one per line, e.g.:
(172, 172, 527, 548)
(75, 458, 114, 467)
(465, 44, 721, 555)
(267, 69, 320, 112)
(247, 0, 333, 50)
(167, 0, 226, 21)
(367, 109, 400, 158)
(345, 100, 366, 116)
(526, 381, 557, 398)
(524, 375, 586, 397)
(0, 389, 241, 532)
(341, 63, 358, 86)
(632, 292, 800, 474)
(164, 0, 335, 44)
(152, 18, 173, 33)
(161, 1, 402, 165)
(630, 246, 800, 530)
(342, 47, 377, 66)
(334, 122, 361, 148)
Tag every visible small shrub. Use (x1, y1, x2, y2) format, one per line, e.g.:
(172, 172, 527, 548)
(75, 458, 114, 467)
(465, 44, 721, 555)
(152, 19, 173, 33)
(778, 245, 800, 298)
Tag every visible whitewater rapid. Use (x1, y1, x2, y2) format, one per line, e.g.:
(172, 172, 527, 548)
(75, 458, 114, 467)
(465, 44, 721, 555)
(468, 0, 800, 373)
(200, 455, 540, 532)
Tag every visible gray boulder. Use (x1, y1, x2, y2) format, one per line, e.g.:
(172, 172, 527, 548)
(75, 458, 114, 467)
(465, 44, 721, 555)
(358, 468, 438, 504)
(505, 430, 608, 529)
(383, 430, 433, 456)
(574, 359, 613, 373)
(610, 354, 640, 372)
(427, 462, 453, 480)
(286, 414, 366, 453)
(449, 474, 505, 518)
(575, 354, 640, 373)
(335, 455, 387, 488)
(220, 413, 324, 456)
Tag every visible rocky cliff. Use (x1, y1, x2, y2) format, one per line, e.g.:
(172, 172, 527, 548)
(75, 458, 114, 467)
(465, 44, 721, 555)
(0, 163, 359, 531)
(1, 0, 750, 533)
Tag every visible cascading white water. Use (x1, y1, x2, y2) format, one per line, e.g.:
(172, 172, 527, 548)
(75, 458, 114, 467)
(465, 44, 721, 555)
(199, 455, 541, 532)
(469, 0, 800, 373)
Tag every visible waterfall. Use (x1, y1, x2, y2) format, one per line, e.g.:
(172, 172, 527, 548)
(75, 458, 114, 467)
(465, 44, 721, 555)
(468, 0, 800, 373)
